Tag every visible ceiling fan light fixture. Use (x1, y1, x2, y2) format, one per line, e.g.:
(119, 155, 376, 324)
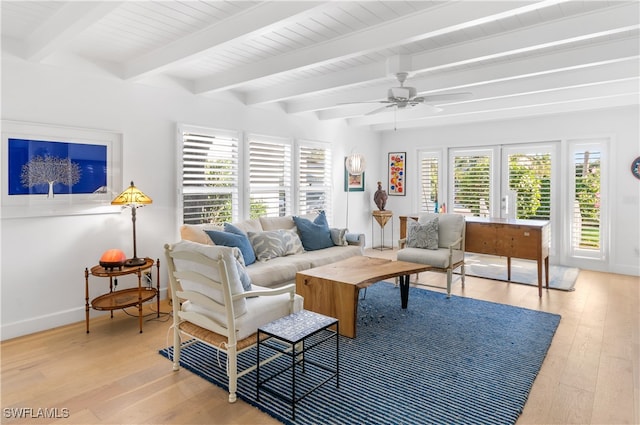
(388, 86, 416, 101)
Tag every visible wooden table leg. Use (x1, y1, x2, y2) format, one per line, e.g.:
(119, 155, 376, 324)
(544, 255, 550, 290)
(85, 268, 90, 333)
(537, 259, 543, 297)
(137, 269, 143, 333)
(156, 259, 161, 317)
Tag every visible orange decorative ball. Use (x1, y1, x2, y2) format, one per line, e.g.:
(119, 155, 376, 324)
(99, 249, 127, 269)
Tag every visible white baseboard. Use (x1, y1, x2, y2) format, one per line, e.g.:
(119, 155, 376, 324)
(1, 288, 169, 341)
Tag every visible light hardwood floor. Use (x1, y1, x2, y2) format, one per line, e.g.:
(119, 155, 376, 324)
(2, 248, 638, 424)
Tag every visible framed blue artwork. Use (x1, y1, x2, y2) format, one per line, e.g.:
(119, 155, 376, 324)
(2, 121, 122, 217)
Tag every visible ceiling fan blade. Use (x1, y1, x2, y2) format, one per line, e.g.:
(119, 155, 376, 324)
(418, 92, 473, 103)
(365, 104, 396, 116)
(338, 100, 392, 106)
(404, 100, 443, 113)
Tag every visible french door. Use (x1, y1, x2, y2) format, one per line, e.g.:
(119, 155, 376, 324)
(448, 143, 557, 254)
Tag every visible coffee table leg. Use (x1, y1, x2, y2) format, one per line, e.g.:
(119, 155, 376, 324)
(399, 274, 409, 308)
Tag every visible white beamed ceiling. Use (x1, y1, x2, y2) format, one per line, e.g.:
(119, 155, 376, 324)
(2, 1, 638, 132)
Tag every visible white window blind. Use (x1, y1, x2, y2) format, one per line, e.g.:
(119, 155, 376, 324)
(451, 151, 492, 216)
(418, 152, 440, 213)
(248, 135, 292, 218)
(297, 141, 332, 217)
(507, 152, 552, 220)
(181, 128, 239, 225)
(570, 143, 603, 258)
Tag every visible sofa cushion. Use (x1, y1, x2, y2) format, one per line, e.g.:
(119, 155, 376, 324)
(330, 228, 348, 246)
(246, 255, 313, 287)
(247, 228, 304, 262)
(259, 216, 296, 231)
(406, 218, 438, 249)
(205, 228, 256, 265)
(293, 211, 333, 251)
(180, 223, 222, 245)
(232, 218, 263, 234)
(305, 245, 363, 268)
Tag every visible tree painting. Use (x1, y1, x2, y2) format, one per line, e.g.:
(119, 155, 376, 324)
(8, 138, 107, 197)
(20, 154, 82, 198)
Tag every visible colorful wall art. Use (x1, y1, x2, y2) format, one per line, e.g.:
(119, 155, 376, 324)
(388, 152, 406, 196)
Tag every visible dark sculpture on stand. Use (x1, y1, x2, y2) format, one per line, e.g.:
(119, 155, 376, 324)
(374, 181, 388, 211)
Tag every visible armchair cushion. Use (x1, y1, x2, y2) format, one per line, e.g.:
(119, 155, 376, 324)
(171, 241, 248, 316)
(406, 217, 439, 249)
(397, 247, 464, 269)
(183, 284, 303, 340)
(419, 213, 465, 249)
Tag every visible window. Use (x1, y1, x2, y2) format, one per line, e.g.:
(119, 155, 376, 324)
(418, 151, 440, 213)
(450, 149, 493, 216)
(297, 141, 332, 217)
(179, 126, 240, 225)
(505, 148, 552, 220)
(568, 140, 605, 260)
(247, 134, 292, 218)
(178, 126, 333, 225)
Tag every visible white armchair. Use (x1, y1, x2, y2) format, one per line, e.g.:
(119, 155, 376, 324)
(397, 213, 466, 297)
(164, 240, 303, 402)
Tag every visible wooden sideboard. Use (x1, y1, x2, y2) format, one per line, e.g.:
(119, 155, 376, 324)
(400, 215, 550, 297)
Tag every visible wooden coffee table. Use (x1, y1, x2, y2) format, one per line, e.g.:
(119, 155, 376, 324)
(295, 256, 430, 338)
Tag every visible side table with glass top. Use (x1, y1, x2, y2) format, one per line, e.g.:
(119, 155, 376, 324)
(257, 310, 339, 420)
(84, 257, 160, 333)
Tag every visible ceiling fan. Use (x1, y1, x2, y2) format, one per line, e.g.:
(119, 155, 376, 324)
(343, 72, 472, 116)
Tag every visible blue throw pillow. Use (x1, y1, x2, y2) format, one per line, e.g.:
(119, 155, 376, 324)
(205, 227, 256, 265)
(293, 211, 333, 251)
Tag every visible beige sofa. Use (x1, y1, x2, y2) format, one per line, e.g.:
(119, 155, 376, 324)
(180, 213, 365, 288)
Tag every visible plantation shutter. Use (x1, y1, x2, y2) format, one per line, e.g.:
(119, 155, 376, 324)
(181, 129, 239, 225)
(248, 135, 292, 218)
(297, 141, 332, 217)
(451, 150, 492, 216)
(418, 152, 440, 213)
(570, 143, 603, 259)
(507, 152, 552, 220)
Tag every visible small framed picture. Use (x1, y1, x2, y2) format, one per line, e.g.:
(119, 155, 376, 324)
(344, 157, 365, 192)
(388, 152, 406, 196)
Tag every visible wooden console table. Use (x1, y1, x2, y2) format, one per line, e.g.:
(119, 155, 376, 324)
(400, 215, 550, 297)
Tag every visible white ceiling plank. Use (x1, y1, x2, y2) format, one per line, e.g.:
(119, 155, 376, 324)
(193, 1, 558, 94)
(284, 37, 639, 115)
(410, 2, 640, 74)
(24, 2, 123, 62)
(245, 61, 387, 105)
(242, 2, 638, 107)
(123, 2, 324, 80)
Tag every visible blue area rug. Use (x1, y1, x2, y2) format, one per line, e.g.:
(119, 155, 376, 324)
(159, 282, 561, 425)
(462, 253, 579, 291)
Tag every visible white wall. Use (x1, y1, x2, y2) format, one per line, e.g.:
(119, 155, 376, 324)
(0, 58, 380, 340)
(379, 107, 640, 276)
